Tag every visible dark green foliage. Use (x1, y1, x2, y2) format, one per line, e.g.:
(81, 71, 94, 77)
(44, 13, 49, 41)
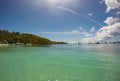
(0, 30, 53, 45)
(52, 41, 67, 44)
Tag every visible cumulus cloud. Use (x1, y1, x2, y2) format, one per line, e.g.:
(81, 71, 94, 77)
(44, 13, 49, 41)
(90, 27, 96, 32)
(104, 16, 119, 25)
(80, 0, 120, 43)
(104, 0, 120, 13)
(80, 17, 120, 43)
(96, 22, 120, 42)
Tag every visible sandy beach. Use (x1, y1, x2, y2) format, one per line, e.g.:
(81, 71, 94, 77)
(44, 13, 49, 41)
(0, 44, 9, 46)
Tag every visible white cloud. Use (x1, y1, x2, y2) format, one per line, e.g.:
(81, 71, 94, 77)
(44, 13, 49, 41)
(79, 27, 83, 30)
(80, 0, 120, 43)
(40, 31, 90, 36)
(104, 0, 120, 13)
(80, 37, 96, 43)
(100, 0, 104, 4)
(104, 16, 119, 25)
(116, 11, 120, 15)
(90, 27, 95, 32)
(80, 20, 120, 43)
(87, 13, 93, 16)
(96, 22, 120, 42)
(39, 28, 92, 37)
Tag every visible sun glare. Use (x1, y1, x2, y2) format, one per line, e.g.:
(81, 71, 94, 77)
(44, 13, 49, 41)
(47, 0, 78, 6)
(49, 0, 59, 4)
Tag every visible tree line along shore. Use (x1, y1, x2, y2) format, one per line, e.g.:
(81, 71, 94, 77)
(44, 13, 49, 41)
(0, 30, 67, 46)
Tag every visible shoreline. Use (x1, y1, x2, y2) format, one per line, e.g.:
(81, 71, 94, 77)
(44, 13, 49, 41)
(0, 43, 67, 47)
(0, 44, 9, 46)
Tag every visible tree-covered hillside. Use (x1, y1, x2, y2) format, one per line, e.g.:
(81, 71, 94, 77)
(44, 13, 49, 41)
(0, 30, 66, 45)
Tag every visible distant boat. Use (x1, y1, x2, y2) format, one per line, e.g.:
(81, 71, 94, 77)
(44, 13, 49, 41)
(78, 41, 82, 44)
(95, 41, 100, 44)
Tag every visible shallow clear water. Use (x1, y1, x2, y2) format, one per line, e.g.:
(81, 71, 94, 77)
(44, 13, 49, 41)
(0, 44, 120, 81)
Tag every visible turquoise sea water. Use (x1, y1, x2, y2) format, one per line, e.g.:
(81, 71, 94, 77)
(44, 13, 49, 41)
(0, 44, 120, 81)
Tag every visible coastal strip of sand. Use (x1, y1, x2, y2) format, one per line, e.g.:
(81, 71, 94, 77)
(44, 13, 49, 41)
(0, 44, 9, 46)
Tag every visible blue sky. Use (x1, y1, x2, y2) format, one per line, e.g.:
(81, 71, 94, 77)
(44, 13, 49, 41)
(0, 0, 120, 43)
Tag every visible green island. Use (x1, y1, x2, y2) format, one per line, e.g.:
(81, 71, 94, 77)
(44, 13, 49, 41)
(0, 30, 67, 46)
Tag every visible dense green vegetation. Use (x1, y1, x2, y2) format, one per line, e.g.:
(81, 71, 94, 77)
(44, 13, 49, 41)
(0, 30, 66, 45)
